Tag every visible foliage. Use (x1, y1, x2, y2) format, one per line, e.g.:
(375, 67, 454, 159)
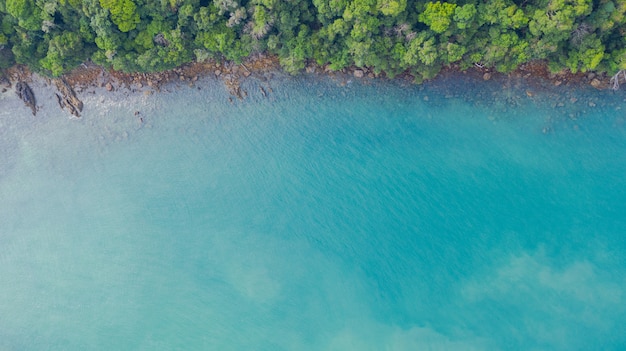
(0, 0, 625, 77)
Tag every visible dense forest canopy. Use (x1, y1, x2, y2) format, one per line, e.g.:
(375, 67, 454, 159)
(0, 0, 625, 80)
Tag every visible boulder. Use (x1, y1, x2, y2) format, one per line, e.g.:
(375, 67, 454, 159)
(15, 82, 36, 116)
(0, 75, 10, 88)
(54, 78, 83, 117)
(590, 78, 603, 89)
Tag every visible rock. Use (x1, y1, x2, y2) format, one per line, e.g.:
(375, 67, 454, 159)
(136, 82, 143, 88)
(214, 69, 222, 77)
(144, 90, 152, 96)
(589, 101, 596, 107)
(368, 73, 375, 78)
(54, 78, 83, 117)
(354, 69, 364, 78)
(423, 96, 429, 101)
(570, 97, 578, 103)
(587, 72, 596, 80)
(526, 90, 534, 97)
(0, 75, 10, 88)
(179, 75, 186, 81)
(590, 78, 603, 89)
(15, 81, 36, 116)
(483, 72, 491, 80)
(105, 82, 113, 91)
(306, 66, 315, 74)
(243, 71, 251, 77)
(554, 80, 562, 86)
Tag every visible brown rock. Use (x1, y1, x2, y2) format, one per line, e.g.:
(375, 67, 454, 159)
(215, 69, 222, 77)
(483, 72, 491, 81)
(354, 69, 364, 78)
(105, 82, 113, 91)
(54, 78, 83, 117)
(590, 78, 603, 89)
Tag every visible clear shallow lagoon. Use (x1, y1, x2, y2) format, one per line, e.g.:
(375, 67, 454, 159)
(1, 73, 626, 350)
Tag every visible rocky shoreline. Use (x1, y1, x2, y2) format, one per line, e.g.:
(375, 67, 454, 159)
(0, 55, 617, 119)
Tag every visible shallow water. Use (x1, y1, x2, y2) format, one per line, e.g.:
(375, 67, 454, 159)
(1, 73, 625, 350)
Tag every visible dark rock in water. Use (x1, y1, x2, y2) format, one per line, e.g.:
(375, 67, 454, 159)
(54, 78, 83, 117)
(16, 81, 36, 116)
(0, 75, 10, 88)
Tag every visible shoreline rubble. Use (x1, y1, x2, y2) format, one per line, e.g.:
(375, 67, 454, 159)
(0, 56, 618, 119)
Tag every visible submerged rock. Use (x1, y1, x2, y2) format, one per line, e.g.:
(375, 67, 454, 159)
(15, 81, 36, 116)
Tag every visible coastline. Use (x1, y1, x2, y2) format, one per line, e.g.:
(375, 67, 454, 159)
(0, 55, 618, 119)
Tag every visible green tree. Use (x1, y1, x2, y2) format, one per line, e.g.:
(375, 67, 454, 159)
(419, 1, 457, 34)
(40, 31, 86, 75)
(99, 0, 140, 32)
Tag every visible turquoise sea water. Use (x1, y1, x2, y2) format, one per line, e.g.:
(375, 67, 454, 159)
(1, 73, 626, 350)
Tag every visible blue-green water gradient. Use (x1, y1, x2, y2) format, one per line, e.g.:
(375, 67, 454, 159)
(1, 75, 625, 350)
